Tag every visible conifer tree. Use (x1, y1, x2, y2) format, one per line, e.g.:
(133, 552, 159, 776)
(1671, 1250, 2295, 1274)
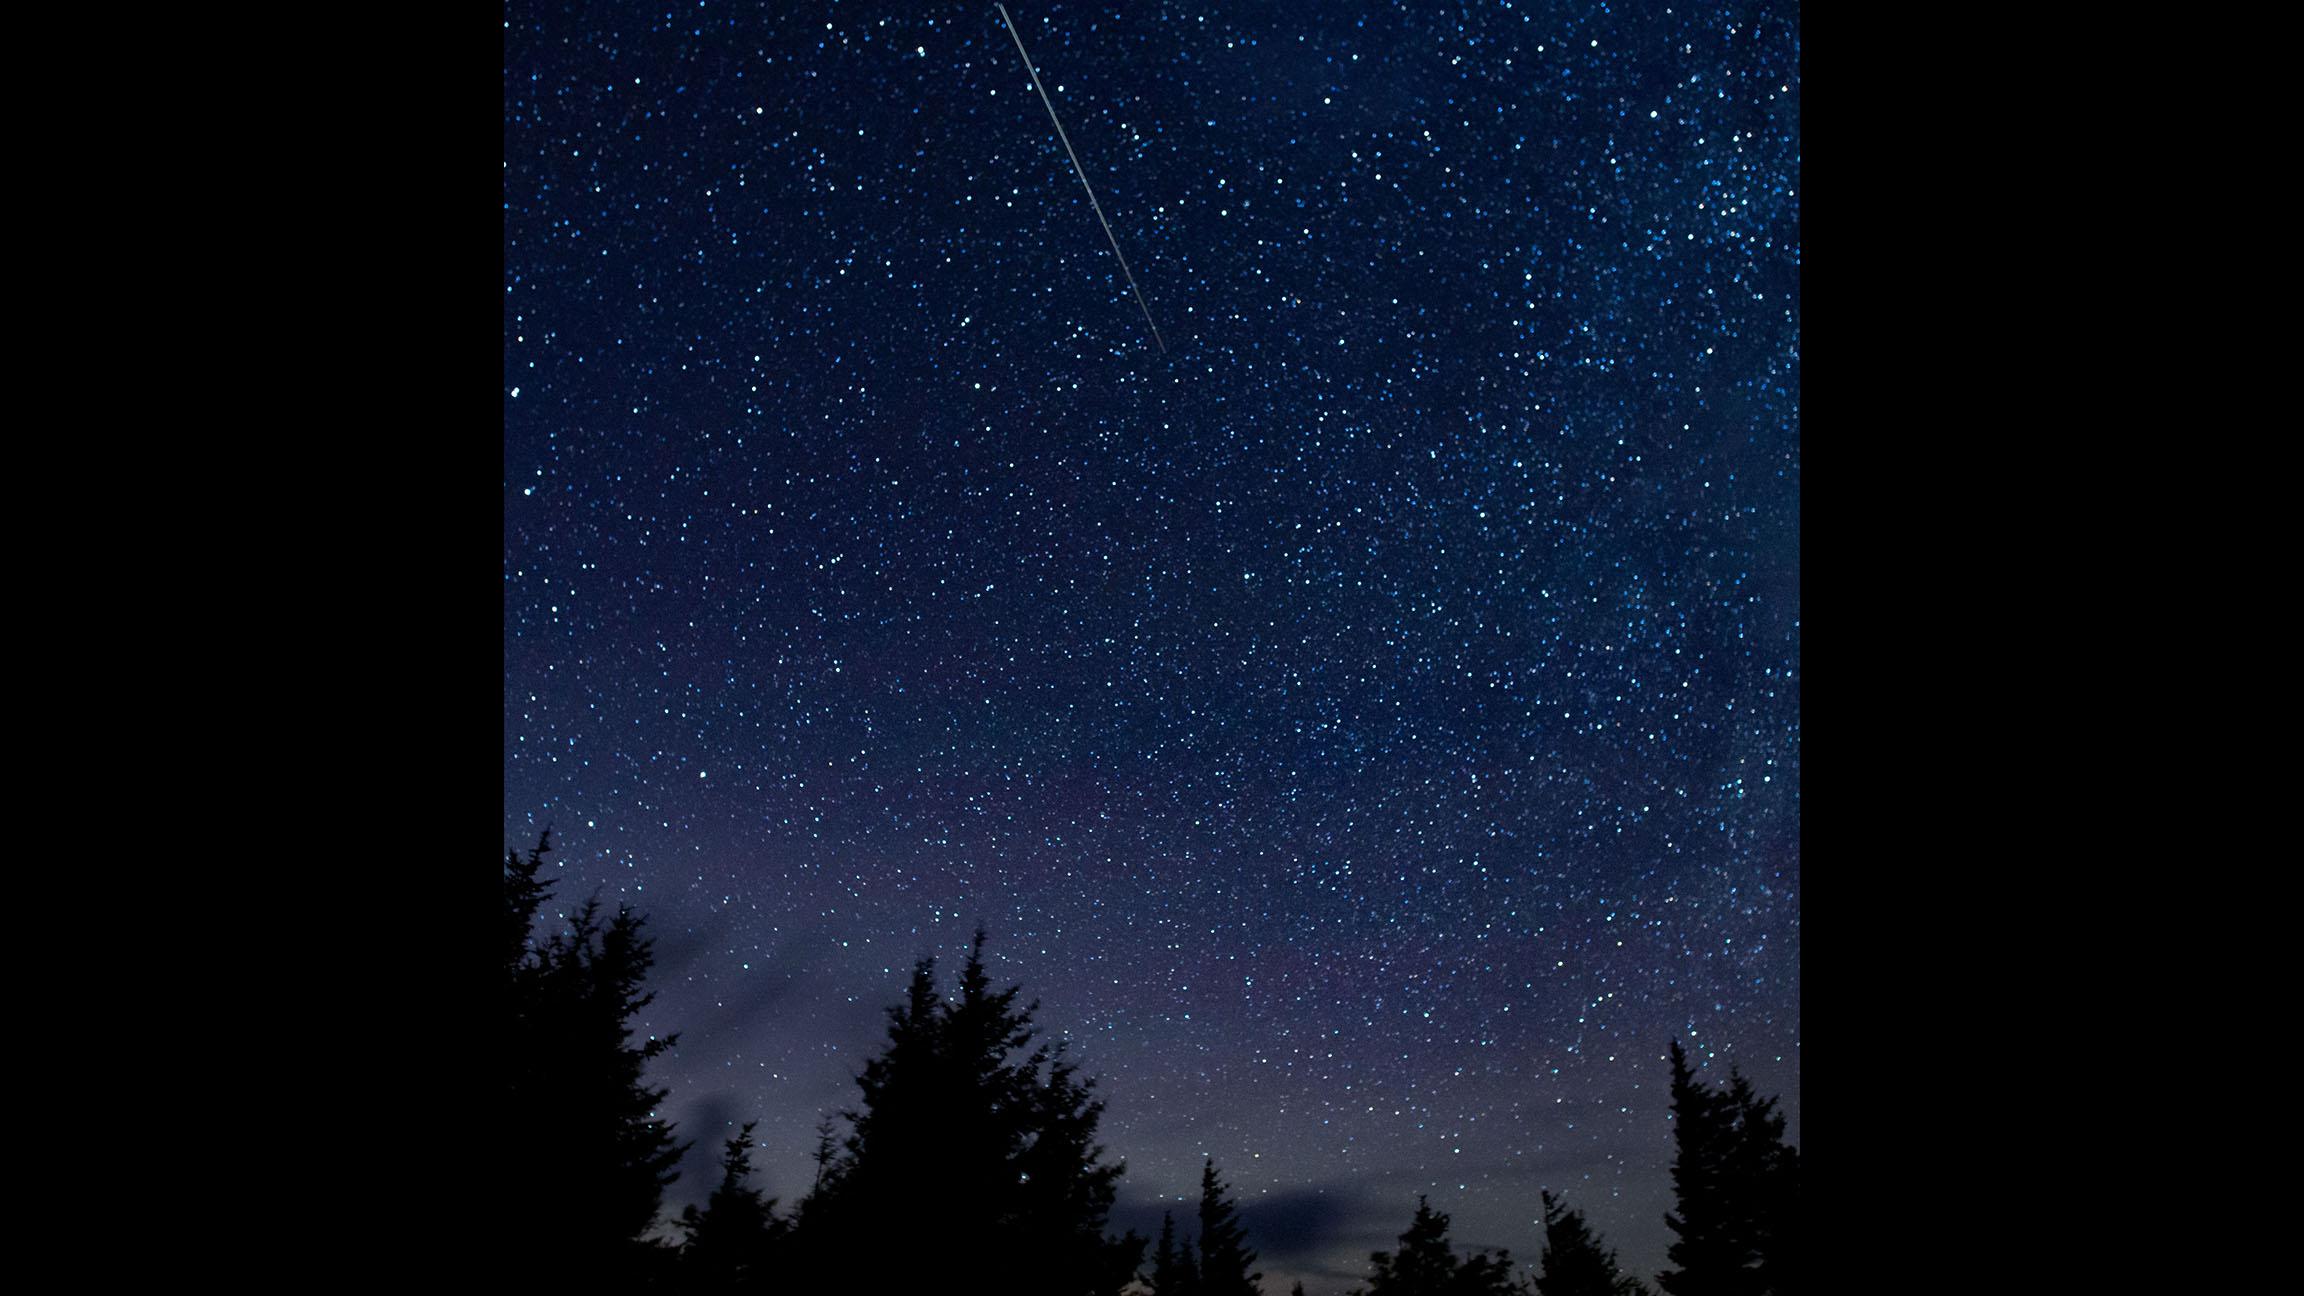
(678, 1121, 786, 1292)
(796, 928, 1143, 1295)
(494, 834, 553, 1280)
(809, 1116, 838, 1194)
(502, 831, 552, 975)
(1757, 1141, 1796, 1296)
(1452, 1249, 1520, 1296)
(1535, 1190, 1649, 1296)
(1721, 1074, 1795, 1296)
(1658, 1042, 1796, 1296)
(793, 958, 970, 1288)
(1150, 1212, 1186, 1296)
(1361, 1198, 1456, 1295)
(1193, 1158, 1263, 1296)
(1355, 1197, 1517, 1296)
(1013, 1042, 1141, 1296)
(498, 834, 688, 1285)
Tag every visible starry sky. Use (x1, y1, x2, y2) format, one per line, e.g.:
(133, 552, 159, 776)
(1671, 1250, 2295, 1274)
(503, 3, 1797, 1290)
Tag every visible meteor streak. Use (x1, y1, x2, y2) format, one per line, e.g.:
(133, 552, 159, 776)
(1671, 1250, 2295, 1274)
(995, 3, 1167, 353)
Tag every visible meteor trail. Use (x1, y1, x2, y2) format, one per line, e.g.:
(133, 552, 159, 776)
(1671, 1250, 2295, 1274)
(995, 3, 1167, 354)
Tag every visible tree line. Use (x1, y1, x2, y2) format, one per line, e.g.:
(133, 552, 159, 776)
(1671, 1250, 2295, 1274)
(499, 832, 1797, 1293)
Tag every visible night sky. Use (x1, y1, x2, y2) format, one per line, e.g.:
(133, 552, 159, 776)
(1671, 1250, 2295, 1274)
(503, 2, 1797, 1290)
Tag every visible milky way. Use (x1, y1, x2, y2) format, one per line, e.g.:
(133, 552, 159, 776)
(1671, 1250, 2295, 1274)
(504, 3, 1797, 1290)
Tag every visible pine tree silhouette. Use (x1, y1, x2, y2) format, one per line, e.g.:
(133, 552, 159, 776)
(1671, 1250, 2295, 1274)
(499, 833, 689, 1286)
(1360, 1197, 1450, 1294)
(1719, 1072, 1796, 1296)
(1013, 1042, 1142, 1295)
(794, 927, 1143, 1295)
(1658, 1042, 1796, 1296)
(1758, 1136, 1796, 1296)
(501, 831, 552, 975)
(678, 1121, 787, 1292)
(1451, 1249, 1519, 1296)
(1354, 1197, 1518, 1296)
(1149, 1212, 1187, 1295)
(493, 834, 553, 1282)
(1193, 1158, 1262, 1295)
(809, 1116, 838, 1194)
(1534, 1190, 1650, 1296)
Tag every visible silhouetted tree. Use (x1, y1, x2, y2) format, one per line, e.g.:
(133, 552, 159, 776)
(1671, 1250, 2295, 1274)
(1719, 1072, 1796, 1296)
(501, 831, 552, 974)
(1452, 1250, 1520, 1296)
(1193, 1158, 1262, 1296)
(1535, 1190, 1649, 1296)
(809, 1116, 838, 1194)
(1758, 1140, 1797, 1296)
(498, 833, 688, 1285)
(678, 1121, 786, 1291)
(1015, 1041, 1141, 1291)
(1360, 1197, 1450, 1295)
(1660, 1041, 1740, 1295)
(1355, 1197, 1518, 1296)
(794, 928, 1143, 1295)
(1658, 1042, 1796, 1296)
(1149, 1212, 1187, 1295)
